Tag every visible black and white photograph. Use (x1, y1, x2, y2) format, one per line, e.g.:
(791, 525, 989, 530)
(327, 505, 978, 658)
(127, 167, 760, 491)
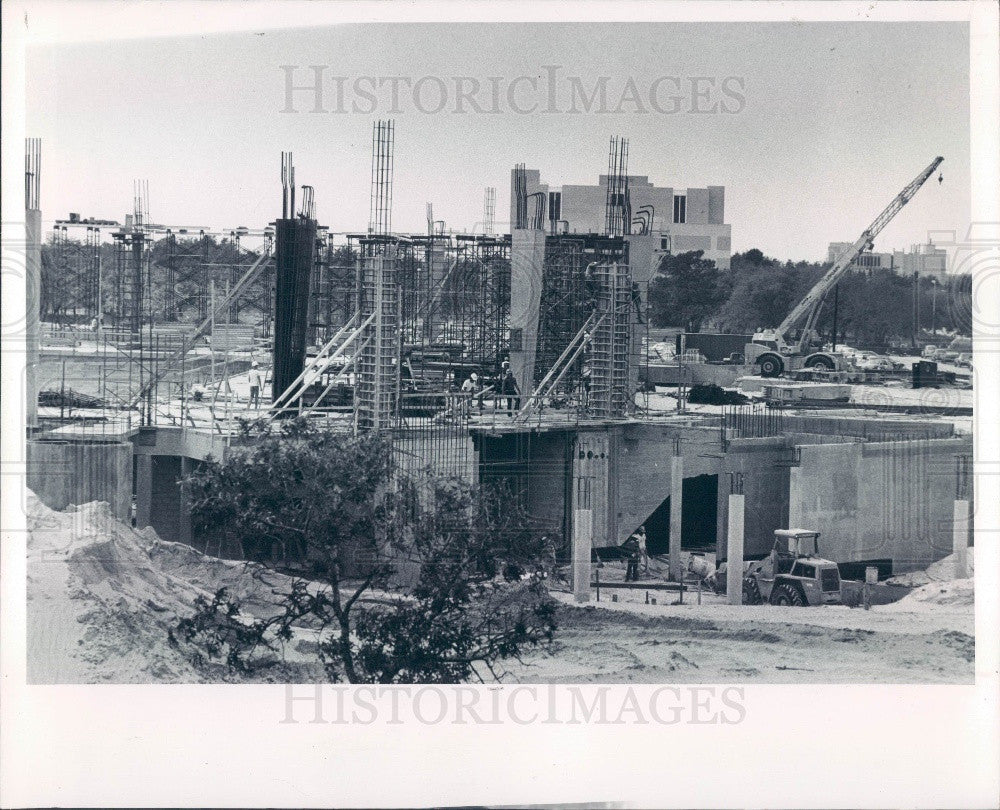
(2, 1, 998, 807)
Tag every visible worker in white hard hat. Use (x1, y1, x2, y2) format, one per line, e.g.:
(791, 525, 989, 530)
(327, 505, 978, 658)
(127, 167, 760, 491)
(460, 372, 479, 419)
(249, 361, 263, 409)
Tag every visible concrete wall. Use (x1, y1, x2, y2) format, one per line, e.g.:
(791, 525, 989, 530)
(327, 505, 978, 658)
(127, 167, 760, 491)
(780, 415, 954, 441)
(716, 437, 791, 561)
(708, 186, 725, 225)
(508, 230, 547, 400)
(613, 424, 722, 547)
(686, 188, 710, 225)
(149, 455, 186, 542)
(790, 437, 972, 572)
(573, 429, 616, 548)
(27, 439, 132, 520)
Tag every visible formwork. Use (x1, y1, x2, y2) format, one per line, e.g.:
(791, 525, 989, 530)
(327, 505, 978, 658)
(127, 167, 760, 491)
(272, 217, 318, 401)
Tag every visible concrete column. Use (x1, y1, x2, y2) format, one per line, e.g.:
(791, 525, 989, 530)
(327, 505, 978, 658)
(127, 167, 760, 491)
(669, 454, 684, 582)
(787, 465, 802, 529)
(726, 493, 745, 605)
(135, 455, 152, 529)
(572, 507, 593, 602)
(952, 499, 970, 579)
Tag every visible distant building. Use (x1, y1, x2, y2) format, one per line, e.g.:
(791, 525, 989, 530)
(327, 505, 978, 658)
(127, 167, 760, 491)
(511, 169, 731, 270)
(827, 241, 950, 281)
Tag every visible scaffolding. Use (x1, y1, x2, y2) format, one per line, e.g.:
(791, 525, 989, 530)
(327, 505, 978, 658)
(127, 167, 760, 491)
(309, 230, 357, 346)
(483, 186, 496, 237)
(43, 225, 102, 324)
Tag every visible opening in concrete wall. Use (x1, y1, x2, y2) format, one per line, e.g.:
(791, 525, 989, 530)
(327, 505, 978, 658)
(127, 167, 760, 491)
(475, 430, 573, 559)
(640, 473, 718, 555)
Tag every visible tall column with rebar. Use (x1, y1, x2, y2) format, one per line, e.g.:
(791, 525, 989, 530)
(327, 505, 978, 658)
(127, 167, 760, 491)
(272, 152, 318, 404)
(354, 121, 400, 432)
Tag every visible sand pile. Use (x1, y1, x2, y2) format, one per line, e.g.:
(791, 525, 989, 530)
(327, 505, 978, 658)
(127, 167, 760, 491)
(25, 491, 311, 683)
(877, 578, 974, 613)
(887, 547, 975, 587)
(878, 548, 974, 613)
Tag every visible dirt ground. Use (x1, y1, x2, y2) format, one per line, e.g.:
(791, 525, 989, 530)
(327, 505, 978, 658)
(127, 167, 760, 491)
(504, 592, 973, 684)
(24, 493, 974, 685)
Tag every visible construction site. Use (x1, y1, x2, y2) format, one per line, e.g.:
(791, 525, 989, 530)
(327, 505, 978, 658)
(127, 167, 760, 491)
(22, 125, 975, 685)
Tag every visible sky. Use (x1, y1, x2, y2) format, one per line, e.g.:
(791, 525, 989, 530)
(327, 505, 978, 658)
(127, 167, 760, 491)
(26, 20, 970, 261)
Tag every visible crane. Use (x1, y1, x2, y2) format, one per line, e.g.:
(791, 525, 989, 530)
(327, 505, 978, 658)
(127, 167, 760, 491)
(746, 155, 944, 377)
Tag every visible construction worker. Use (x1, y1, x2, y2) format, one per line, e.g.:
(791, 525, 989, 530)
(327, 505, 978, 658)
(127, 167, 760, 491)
(622, 532, 641, 582)
(635, 525, 649, 575)
(460, 372, 479, 418)
(249, 362, 263, 409)
(500, 363, 520, 416)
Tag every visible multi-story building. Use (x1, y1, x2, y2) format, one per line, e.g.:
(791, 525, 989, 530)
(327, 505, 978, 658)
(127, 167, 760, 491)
(827, 241, 949, 281)
(511, 169, 731, 270)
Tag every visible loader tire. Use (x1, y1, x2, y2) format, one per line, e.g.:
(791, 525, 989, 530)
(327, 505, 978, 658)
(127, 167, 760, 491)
(758, 353, 784, 378)
(770, 583, 806, 606)
(805, 354, 836, 371)
(742, 578, 763, 605)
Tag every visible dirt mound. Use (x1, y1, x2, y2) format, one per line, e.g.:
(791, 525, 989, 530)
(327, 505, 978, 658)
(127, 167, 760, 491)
(687, 383, 748, 406)
(26, 491, 314, 683)
(887, 547, 975, 587)
(877, 578, 974, 613)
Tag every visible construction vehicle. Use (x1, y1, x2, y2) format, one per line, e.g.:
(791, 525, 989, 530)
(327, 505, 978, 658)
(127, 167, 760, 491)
(745, 156, 944, 377)
(740, 529, 842, 605)
(710, 529, 842, 605)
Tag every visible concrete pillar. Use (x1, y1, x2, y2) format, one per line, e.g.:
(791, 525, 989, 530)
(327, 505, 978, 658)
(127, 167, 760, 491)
(952, 499, 969, 579)
(788, 465, 802, 529)
(669, 454, 684, 582)
(726, 493, 745, 605)
(26, 208, 42, 428)
(135, 455, 152, 529)
(572, 507, 593, 602)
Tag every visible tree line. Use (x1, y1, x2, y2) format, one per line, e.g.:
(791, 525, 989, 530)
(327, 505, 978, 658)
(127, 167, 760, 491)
(648, 248, 971, 346)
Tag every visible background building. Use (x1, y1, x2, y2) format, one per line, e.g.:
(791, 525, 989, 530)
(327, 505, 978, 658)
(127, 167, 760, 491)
(827, 241, 950, 280)
(511, 169, 732, 270)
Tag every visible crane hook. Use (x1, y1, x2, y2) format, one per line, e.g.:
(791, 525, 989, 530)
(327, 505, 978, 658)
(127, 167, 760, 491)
(938, 173, 943, 184)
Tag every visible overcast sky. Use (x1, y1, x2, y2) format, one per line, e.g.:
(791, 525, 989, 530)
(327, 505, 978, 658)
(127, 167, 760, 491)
(27, 21, 969, 261)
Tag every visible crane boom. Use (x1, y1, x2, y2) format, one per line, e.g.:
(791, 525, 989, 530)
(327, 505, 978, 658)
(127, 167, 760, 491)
(774, 156, 943, 350)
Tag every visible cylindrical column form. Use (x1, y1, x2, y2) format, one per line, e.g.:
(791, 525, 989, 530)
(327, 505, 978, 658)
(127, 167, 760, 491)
(952, 499, 970, 579)
(272, 218, 317, 403)
(669, 454, 684, 582)
(726, 493, 745, 605)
